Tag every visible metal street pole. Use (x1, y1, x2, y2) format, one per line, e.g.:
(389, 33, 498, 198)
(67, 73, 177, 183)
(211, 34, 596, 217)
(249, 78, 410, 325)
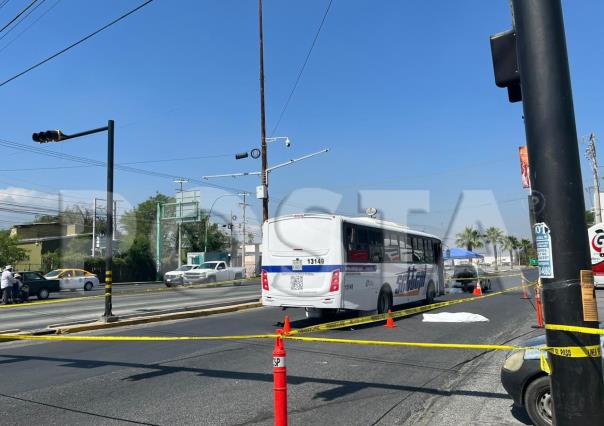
(586, 133, 602, 223)
(259, 0, 269, 224)
(240, 192, 248, 270)
(91, 197, 97, 257)
(156, 202, 162, 280)
(511, 1, 604, 424)
(103, 119, 115, 321)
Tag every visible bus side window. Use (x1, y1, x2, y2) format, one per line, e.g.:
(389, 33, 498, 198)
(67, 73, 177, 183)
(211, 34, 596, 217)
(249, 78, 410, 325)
(368, 229, 384, 263)
(346, 225, 369, 262)
(413, 237, 424, 263)
(425, 240, 434, 264)
(383, 232, 399, 263)
(400, 234, 413, 262)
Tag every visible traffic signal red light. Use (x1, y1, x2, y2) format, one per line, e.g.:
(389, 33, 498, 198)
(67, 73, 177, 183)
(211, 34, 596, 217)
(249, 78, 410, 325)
(32, 130, 64, 143)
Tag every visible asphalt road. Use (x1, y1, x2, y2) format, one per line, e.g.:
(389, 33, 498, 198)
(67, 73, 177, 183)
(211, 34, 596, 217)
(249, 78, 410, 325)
(0, 283, 261, 332)
(0, 269, 539, 425)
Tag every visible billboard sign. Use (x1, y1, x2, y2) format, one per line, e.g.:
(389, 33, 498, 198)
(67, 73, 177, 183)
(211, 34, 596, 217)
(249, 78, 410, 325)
(519, 146, 531, 189)
(588, 223, 604, 287)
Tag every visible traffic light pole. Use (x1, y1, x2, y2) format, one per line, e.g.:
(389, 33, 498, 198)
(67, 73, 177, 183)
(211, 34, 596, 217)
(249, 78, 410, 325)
(104, 120, 115, 321)
(32, 121, 116, 322)
(511, 1, 604, 424)
(259, 0, 268, 224)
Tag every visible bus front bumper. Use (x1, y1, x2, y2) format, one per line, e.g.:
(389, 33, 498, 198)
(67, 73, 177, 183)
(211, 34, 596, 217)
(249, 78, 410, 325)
(262, 293, 341, 309)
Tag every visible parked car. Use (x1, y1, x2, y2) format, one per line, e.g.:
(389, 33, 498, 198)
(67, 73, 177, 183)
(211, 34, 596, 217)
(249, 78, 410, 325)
(16, 271, 61, 300)
(452, 264, 492, 292)
(182, 261, 245, 284)
(44, 269, 100, 291)
(164, 265, 200, 287)
(501, 329, 604, 426)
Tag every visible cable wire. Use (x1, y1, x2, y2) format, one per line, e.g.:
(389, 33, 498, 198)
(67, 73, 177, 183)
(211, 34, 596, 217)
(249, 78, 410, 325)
(270, 0, 334, 136)
(0, 0, 59, 53)
(0, 0, 38, 34)
(0, 0, 45, 42)
(0, 0, 154, 88)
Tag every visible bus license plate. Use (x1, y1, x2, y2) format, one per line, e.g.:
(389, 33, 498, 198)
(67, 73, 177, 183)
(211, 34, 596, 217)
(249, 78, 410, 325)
(292, 259, 302, 271)
(290, 275, 303, 291)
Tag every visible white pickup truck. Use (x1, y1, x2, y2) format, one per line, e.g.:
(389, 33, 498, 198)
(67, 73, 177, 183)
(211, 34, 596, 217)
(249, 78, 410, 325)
(182, 261, 245, 284)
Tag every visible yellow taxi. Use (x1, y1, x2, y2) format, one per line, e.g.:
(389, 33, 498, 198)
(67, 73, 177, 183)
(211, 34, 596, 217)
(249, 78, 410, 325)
(44, 269, 100, 291)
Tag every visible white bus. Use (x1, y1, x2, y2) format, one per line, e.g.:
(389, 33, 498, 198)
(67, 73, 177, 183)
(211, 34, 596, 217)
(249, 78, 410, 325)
(261, 214, 445, 318)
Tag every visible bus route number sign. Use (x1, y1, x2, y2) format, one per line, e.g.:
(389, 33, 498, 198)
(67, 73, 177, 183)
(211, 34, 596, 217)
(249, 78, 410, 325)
(535, 222, 554, 279)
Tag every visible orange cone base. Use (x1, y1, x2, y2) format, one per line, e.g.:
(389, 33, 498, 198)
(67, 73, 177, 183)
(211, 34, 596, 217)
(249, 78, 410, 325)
(473, 282, 483, 296)
(385, 310, 396, 328)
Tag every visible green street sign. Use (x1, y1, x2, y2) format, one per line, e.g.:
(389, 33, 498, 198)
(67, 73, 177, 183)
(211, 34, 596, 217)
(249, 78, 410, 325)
(529, 258, 538, 266)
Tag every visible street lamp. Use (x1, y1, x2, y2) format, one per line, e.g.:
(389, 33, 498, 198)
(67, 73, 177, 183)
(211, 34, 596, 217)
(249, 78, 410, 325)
(204, 193, 244, 253)
(32, 120, 116, 322)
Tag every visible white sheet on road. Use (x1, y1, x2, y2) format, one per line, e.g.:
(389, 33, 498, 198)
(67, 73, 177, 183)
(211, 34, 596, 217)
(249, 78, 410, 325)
(422, 312, 489, 322)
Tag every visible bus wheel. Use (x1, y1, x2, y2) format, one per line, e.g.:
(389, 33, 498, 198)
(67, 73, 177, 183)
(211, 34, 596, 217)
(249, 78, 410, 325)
(425, 281, 436, 305)
(377, 287, 392, 314)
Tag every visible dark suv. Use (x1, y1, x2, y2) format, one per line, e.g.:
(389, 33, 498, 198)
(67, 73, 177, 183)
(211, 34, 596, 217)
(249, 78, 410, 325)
(452, 264, 492, 292)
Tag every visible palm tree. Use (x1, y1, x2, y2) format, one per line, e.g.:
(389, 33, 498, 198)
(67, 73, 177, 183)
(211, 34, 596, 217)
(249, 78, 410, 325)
(483, 227, 504, 270)
(456, 226, 484, 253)
(519, 238, 533, 265)
(502, 236, 519, 267)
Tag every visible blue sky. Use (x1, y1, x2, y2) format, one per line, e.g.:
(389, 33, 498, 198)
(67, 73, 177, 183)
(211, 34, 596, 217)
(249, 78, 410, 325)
(0, 0, 603, 244)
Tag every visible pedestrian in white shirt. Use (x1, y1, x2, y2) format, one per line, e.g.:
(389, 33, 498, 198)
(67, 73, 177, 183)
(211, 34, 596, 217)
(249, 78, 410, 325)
(1, 265, 14, 304)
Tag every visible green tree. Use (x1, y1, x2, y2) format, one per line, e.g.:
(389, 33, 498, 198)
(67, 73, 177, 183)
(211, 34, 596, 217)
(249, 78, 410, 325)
(456, 226, 483, 264)
(247, 232, 255, 244)
(519, 238, 534, 265)
(0, 230, 27, 267)
(586, 209, 595, 228)
(181, 213, 229, 254)
(502, 235, 520, 267)
(456, 226, 483, 252)
(483, 227, 504, 270)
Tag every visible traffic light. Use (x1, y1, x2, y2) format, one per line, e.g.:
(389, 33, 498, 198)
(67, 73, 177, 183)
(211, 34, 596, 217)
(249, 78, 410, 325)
(490, 29, 521, 103)
(32, 130, 65, 143)
(235, 152, 249, 160)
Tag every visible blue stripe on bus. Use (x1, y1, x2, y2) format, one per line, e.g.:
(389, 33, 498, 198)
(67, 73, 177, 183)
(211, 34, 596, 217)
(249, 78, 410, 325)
(263, 265, 342, 273)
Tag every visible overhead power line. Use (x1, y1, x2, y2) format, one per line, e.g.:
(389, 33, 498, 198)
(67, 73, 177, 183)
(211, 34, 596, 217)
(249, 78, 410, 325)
(0, 0, 59, 53)
(270, 0, 334, 136)
(0, 0, 38, 35)
(0, 0, 45, 42)
(0, 0, 154, 88)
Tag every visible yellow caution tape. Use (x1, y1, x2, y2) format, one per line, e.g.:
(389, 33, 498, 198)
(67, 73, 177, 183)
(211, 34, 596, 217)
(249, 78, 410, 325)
(0, 331, 598, 358)
(0, 333, 276, 342)
(291, 279, 536, 335)
(540, 352, 551, 374)
(545, 323, 604, 335)
(282, 335, 600, 358)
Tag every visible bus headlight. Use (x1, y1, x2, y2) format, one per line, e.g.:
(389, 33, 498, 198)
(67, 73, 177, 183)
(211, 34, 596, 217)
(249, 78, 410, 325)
(503, 351, 525, 372)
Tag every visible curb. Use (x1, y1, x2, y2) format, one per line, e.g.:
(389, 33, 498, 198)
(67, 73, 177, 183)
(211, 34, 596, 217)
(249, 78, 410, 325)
(53, 300, 263, 334)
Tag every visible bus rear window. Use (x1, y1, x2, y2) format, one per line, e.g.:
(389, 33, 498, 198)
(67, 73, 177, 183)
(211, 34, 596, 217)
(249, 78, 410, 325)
(268, 217, 333, 253)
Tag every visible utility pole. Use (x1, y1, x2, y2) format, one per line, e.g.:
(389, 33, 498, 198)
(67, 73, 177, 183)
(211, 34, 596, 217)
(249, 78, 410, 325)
(174, 178, 188, 267)
(91, 197, 97, 257)
(240, 192, 249, 270)
(258, 0, 269, 224)
(586, 133, 601, 223)
(510, 1, 604, 424)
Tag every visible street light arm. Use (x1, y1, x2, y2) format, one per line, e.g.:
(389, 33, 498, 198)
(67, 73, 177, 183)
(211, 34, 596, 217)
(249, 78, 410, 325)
(203, 171, 260, 179)
(266, 149, 329, 173)
(60, 126, 109, 141)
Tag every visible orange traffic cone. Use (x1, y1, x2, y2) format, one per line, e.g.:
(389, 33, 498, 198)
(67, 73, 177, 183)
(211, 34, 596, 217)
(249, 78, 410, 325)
(534, 285, 544, 328)
(385, 310, 396, 328)
(473, 280, 483, 296)
(283, 315, 291, 334)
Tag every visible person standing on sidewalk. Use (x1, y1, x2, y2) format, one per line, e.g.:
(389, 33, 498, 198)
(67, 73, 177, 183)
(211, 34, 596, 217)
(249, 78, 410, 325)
(1, 265, 14, 304)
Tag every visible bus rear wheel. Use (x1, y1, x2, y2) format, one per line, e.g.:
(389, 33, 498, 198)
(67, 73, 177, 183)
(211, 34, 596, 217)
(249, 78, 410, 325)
(425, 281, 436, 305)
(377, 288, 392, 314)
